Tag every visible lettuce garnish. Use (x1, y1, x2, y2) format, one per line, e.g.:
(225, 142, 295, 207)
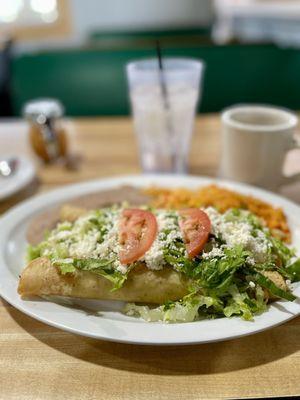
(53, 258, 129, 290)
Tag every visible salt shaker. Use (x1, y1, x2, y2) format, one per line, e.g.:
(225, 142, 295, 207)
(24, 99, 68, 163)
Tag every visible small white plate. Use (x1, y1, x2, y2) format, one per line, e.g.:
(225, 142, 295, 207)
(0, 174, 300, 345)
(0, 156, 35, 201)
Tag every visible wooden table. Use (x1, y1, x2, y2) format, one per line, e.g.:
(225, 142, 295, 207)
(1, 115, 300, 400)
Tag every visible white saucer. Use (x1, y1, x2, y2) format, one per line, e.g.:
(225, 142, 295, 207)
(0, 156, 36, 201)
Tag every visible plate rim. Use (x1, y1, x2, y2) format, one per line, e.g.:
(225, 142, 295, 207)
(0, 156, 35, 201)
(1, 173, 300, 345)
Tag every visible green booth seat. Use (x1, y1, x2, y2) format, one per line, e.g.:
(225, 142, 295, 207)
(89, 27, 213, 49)
(10, 44, 300, 117)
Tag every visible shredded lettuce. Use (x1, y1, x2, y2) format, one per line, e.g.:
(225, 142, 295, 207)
(53, 258, 129, 290)
(56, 262, 76, 275)
(254, 272, 296, 301)
(195, 246, 250, 291)
(225, 208, 263, 229)
(285, 259, 300, 283)
(124, 294, 222, 323)
(163, 243, 250, 291)
(223, 285, 267, 321)
(27, 244, 41, 262)
(269, 235, 295, 266)
(124, 285, 267, 323)
(164, 245, 252, 298)
(124, 301, 200, 323)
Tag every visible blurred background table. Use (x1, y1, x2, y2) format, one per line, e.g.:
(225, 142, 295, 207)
(1, 114, 300, 400)
(0, 115, 222, 214)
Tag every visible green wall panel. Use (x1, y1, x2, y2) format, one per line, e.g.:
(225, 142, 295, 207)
(10, 45, 300, 116)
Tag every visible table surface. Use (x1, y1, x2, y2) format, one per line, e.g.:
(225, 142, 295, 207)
(1, 115, 300, 400)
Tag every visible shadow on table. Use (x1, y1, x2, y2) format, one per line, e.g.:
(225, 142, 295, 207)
(6, 301, 300, 376)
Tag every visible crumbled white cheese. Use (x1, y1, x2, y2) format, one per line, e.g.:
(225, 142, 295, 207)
(97, 212, 126, 274)
(44, 210, 126, 273)
(69, 229, 100, 258)
(202, 247, 224, 259)
(46, 209, 185, 274)
(143, 239, 164, 270)
(54, 230, 73, 241)
(42, 205, 272, 277)
(143, 211, 184, 270)
(246, 256, 255, 266)
(204, 207, 269, 262)
(86, 210, 126, 274)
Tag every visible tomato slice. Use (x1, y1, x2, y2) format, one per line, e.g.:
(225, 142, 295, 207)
(119, 209, 158, 265)
(179, 209, 211, 259)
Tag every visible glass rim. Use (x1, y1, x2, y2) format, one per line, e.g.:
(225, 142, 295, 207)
(126, 57, 204, 75)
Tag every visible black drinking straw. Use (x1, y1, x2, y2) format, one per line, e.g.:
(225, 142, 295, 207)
(155, 40, 175, 171)
(156, 40, 169, 109)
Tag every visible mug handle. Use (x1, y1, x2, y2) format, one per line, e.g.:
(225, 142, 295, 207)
(281, 135, 300, 185)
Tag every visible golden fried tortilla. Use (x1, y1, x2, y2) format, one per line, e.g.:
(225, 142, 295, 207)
(18, 257, 190, 304)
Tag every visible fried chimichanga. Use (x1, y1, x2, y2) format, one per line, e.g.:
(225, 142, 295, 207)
(18, 194, 299, 324)
(22, 201, 194, 304)
(18, 257, 190, 304)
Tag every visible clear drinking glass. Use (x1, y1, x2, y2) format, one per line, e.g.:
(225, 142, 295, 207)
(126, 58, 204, 173)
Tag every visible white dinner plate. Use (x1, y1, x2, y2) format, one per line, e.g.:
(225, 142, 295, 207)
(0, 156, 35, 201)
(1, 174, 300, 345)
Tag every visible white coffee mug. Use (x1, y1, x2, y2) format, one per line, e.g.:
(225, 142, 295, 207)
(219, 105, 300, 190)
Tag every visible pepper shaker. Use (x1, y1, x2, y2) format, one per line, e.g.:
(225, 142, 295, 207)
(24, 98, 68, 163)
